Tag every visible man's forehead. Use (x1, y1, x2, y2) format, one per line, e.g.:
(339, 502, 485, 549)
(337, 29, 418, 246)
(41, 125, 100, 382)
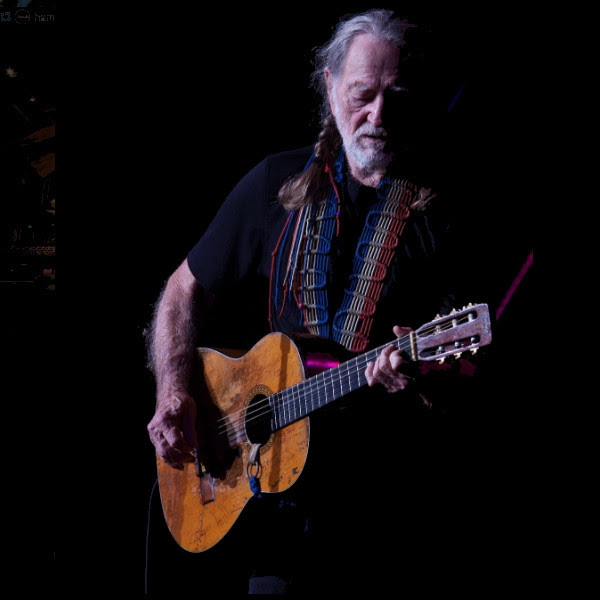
(342, 61, 400, 90)
(345, 70, 399, 90)
(341, 35, 400, 82)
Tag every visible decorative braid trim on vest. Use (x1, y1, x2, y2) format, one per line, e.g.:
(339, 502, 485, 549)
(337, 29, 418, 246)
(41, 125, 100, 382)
(269, 152, 419, 353)
(332, 178, 415, 352)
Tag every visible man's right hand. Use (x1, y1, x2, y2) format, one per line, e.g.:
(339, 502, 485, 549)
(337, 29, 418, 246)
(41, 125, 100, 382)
(147, 392, 198, 470)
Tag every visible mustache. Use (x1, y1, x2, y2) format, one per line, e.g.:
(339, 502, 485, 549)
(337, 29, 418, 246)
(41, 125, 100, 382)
(354, 124, 387, 139)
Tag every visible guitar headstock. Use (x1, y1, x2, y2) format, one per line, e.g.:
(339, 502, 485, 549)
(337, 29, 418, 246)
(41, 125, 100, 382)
(415, 303, 492, 363)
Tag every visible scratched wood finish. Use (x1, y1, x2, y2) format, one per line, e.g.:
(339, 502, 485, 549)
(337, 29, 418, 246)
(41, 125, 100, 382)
(157, 332, 309, 553)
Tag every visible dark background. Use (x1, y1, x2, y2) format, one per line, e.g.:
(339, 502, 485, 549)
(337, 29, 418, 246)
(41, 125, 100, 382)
(1, 4, 531, 595)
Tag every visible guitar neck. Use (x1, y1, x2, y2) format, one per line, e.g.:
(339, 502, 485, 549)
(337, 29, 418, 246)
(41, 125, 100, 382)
(269, 337, 409, 432)
(268, 303, 491, 432)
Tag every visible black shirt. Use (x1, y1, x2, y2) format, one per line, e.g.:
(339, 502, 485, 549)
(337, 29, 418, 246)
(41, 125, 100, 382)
(187, 146, 461, 351)
(183, 148, 505, 592)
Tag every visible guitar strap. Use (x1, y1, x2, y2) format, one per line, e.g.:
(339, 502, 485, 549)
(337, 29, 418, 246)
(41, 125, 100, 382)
(270, 151, 435, 353)
(330, 177, 416, 352)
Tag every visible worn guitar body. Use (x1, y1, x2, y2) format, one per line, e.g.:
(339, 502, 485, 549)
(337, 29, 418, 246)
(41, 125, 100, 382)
(156, 303, 492, 553)
(157, 333, 309, 553)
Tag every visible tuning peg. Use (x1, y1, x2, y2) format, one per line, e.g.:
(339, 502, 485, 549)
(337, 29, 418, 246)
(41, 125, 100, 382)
(454, 352, 462, 359)
(470, 348, 478, 355)
(466, 302, 474, 308)
(437, 357, 446, 364)
(450, 308, 458, 314)
(434, 313, 442, 320)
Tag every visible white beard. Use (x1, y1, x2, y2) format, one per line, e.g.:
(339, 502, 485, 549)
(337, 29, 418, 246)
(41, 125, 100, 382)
(331, 97, 392, 174)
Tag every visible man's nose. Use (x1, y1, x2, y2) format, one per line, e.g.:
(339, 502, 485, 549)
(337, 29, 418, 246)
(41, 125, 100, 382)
(367, 94, 384, 127)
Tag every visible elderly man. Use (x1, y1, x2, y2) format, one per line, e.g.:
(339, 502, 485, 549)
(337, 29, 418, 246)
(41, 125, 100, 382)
(147, 9, 475, 595)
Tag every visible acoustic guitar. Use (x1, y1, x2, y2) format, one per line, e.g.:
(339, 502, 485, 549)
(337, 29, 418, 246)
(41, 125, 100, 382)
(156, 303, 492, 552)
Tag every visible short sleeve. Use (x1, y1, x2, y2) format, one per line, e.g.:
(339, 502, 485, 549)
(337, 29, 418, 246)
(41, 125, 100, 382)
(186, 158, 269, 296)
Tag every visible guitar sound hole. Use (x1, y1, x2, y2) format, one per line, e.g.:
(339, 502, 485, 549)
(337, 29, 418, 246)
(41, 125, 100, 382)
(245, 394, 273, 446)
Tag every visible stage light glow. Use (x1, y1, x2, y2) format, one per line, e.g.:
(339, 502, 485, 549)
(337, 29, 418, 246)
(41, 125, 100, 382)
(305, 356, 340, 370)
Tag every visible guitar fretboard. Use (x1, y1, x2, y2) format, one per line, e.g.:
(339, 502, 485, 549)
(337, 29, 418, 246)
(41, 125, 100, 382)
(268, 337, 407, 432)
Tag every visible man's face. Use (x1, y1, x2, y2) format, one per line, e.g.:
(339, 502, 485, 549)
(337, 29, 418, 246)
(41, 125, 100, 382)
(326, 34, 408, 173)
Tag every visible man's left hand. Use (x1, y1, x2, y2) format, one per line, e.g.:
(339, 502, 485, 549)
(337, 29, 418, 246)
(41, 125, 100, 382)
(365, 326, 415, 393)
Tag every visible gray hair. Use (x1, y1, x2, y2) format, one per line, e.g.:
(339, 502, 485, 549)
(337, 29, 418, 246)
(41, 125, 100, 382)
(278, 10, 416, 211)
(311, 9, 414, 113)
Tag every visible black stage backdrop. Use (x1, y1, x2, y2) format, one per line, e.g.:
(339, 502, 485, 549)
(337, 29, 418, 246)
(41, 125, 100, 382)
(1, 5, 531, 596)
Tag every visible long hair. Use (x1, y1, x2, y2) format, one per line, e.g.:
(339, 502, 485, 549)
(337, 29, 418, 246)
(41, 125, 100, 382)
(278, 9, 414, 211)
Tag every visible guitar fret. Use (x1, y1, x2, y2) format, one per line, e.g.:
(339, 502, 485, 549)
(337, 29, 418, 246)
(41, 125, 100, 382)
(297, 381, 305, 418)
(285, 389, 291, 424)
(272, 393, 280, 431)
(329, 369, 335, 404)
(303, 381, 309, 416)
(319, 371, 325, 408)
(320, 376, 325, 410)
(303, 383, 307, 415)
(300, 389, 308, 417)
(296, 384, 301, 419)
(290, 386, 296, 422)
(291, 386, 297, 421)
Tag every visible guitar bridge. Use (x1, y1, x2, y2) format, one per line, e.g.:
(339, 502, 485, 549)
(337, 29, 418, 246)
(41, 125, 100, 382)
(198, 474, 215, 505)
(193, 449, 215, 505)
